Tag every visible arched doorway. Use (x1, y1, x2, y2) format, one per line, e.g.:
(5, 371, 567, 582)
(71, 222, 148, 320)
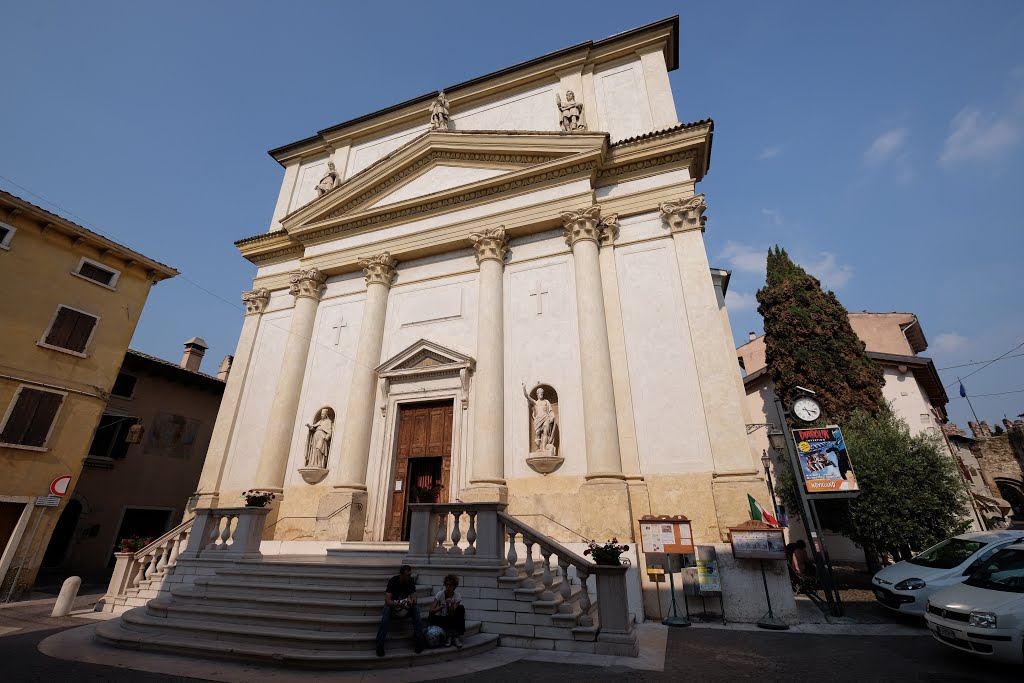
(995, 479, 1024, 520)
(42, 498, 81, 567)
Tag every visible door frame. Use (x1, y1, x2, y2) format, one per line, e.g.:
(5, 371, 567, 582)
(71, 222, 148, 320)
(370, 390, 465, 541)
(0, 495, 34, 588)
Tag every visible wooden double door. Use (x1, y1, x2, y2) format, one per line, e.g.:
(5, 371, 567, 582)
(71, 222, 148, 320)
(384, 400, 454, 542)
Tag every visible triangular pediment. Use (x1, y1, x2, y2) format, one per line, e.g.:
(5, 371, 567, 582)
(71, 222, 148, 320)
(376, 338, 475, 377)
(281, 130, 607, 236)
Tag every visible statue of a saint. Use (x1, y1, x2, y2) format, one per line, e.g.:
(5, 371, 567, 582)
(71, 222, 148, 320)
(315, 161, 341, 197)
(556, 90, 586, 132)
(523, 384, 557, 452)
(304, 407, 334, 469)
(429, 91, 451, 131)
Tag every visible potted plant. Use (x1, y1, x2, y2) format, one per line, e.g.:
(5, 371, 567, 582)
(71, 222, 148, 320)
(584, 539, 630, 566)
(117, 535, 152, 554)
(242, 489, 276, 508)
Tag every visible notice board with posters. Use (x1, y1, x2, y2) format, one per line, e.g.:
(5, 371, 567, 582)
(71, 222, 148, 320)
(792, 424, 859, 495)
(729, 520, 787, 561)
(639, 515, 694, 555)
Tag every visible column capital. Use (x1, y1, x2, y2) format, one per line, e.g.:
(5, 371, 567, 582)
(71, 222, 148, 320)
(241, 288, 271, 315)
(469, 226, 509, 265)
(659, 193, 707, 234)
(561, 205, 603, 247)
(288, 268, 327, 301)
(358, 252, 398, 287)
(598, 214, 619, 247)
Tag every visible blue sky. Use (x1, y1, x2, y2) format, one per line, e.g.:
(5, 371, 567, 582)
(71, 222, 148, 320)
(2, 1, 1022, 429)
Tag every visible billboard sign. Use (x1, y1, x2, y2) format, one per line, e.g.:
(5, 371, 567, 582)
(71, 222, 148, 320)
(792, 425, 858, 494)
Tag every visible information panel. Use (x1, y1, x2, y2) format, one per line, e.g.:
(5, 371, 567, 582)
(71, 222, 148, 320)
(639, 516, 694, 554)
(729, 528, 787, 560)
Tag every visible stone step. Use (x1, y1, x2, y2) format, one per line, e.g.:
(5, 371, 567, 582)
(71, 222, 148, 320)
(147, 598, 482, 635)
(190, 577, 430, 602)
(198, 570, 420, 591)
(117, 608, 478, 652)
(173, 584, 430, 613)
(96, 618, 498, 669)
(162, 589, 432, 622)
(224, 564, 408, 581)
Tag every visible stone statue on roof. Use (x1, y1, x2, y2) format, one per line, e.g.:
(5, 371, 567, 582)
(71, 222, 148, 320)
(430, 91, 452, 131)
(315, 161, 342, 197)
(556, 90, 586, 132)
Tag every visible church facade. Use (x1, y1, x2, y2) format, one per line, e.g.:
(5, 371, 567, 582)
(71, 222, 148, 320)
(194, 18, 773, 614)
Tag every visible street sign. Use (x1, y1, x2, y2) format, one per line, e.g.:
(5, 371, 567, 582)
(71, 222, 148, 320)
(35, 495, 61, 507)
(49, 475, 72, 497)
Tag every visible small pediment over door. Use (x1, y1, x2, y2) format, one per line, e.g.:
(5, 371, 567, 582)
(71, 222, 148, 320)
(376, 339, 475, 380)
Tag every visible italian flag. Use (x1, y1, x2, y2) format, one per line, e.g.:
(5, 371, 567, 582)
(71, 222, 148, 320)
(748, 494, 779, 526)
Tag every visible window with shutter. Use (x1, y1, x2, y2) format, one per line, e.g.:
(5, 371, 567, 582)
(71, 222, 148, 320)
(74, 258, 119, 288)
(88, 414, 137, 458)
(42, 306, 98, 354)
(0, 387, 64, 448)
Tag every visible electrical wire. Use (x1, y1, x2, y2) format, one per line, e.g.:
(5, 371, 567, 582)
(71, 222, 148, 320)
(942, 340, 1024, 389)
(936, 352, 1024, 371)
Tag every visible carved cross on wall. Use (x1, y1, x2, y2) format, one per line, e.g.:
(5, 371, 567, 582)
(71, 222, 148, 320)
(529, 282, 550, 315)
(331, 312, 348, 345)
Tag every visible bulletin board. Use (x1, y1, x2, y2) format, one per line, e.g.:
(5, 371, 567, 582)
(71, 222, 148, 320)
(639, 515, 694, 555)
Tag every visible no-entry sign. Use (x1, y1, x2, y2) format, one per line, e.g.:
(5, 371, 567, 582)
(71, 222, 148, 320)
(49, 475, 72, 497)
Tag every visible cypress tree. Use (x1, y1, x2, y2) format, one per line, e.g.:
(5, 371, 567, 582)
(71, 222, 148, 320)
(755, 246, 885, 421)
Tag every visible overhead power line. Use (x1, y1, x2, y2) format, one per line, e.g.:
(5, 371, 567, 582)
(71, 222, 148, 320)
(943, 340, 1024, 389)
(936, 352, 1024, 371)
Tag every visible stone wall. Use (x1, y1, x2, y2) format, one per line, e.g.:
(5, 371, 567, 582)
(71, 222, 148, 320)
(968, 420, 1024, 512)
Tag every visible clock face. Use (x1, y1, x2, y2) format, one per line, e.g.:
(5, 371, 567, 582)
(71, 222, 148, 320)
(792, 397, 821, 423)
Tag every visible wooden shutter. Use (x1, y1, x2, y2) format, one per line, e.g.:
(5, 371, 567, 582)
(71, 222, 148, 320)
(1, 388, 63, 447)
(44, 307, 97, 353)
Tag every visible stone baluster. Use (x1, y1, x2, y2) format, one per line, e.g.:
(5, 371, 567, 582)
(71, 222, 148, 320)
(143, 550, 160, 581)
(254, 268, 327, 491)
(522, 537, 536, 588)
(506, 530, 519, 578)
(540, 548, 554, 601)
(558, 558, 573, 612)
(577, 568, 593, 626)
(434, 511, 448, 554)
(468, 227, 509, 496)
(155, 542, 172, 573)
(560, 207, 624, 482)
(464, 511, 477, 556)
(131, 558, 144, 589)
(449, 510, 463, 555)
(216, 514, 233, 550)
(167, 533, 184, 566)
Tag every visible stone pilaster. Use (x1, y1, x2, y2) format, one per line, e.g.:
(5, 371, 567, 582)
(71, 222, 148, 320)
(561, 206, 624, 482)
(253, 270, 326, 492)
(333, 252, 398, 491)
(661, 194, 763, 536)
(193, 288, 270, 509)
(465, 227, 509, 501)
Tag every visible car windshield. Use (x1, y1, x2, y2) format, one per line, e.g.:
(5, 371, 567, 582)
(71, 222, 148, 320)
(965, 548, 1024, 593)
(907, 538, 985, 569)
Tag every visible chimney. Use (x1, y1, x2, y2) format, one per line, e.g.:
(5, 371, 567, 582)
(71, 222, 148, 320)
(748, 331, 757, 342)
(217, 355, 233, 381)
(181, 337, 208, 372)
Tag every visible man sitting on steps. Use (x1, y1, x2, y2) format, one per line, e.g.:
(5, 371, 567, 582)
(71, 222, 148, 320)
(376, 564, 425, 657)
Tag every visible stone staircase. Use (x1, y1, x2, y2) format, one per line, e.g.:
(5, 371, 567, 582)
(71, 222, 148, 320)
(95, 503, 638, 668)
(96, 550, 499, 668)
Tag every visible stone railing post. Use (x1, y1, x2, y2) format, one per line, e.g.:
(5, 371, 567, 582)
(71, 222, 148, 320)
(593, 565, 631, 633)
(407, 504, 434, 557)
(222, 507, 271, 559)
(95, 552, 134, 612)
(177, 508, 215, 560)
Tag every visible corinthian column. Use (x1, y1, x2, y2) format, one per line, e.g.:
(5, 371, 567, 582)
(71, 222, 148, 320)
(334, 252, 398, 490)
(467, 227, 509, 495)
(253, 270, 326, 491)
(660, 194, 753, 475)
(561, 206, 624, 482)
(194, 288, 270, 509)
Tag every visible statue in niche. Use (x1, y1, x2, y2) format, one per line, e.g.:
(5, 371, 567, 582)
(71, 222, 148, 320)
(556, 90, 586, 132)
(304, 407, 334, 470)
(315, 161, 342, 197)
(524, 383, 563, 475)
(429, 91, 452, 131)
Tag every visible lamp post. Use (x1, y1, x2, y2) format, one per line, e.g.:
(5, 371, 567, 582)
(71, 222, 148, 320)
(760, 449, 780, 524)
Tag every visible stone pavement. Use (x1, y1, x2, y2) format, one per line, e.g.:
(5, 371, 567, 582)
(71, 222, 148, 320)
(0, 593, 1018, 681)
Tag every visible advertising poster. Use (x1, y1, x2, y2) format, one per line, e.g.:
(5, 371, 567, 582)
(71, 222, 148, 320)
(792, 424, 858, 494)
(695, 546, 721, 593)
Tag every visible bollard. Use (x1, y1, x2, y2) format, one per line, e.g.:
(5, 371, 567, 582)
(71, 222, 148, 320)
(50, 576, 82, 617)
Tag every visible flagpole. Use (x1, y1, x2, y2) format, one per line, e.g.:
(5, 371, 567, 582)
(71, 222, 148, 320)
(959, 377, 980, 424)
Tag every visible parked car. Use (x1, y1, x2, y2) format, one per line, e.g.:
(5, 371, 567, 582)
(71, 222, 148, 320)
(871, 531, 1024, 616)
(924, 542, 1024, 664)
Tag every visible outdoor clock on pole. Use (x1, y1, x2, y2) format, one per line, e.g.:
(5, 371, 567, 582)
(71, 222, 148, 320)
(791, 396, 822, 423)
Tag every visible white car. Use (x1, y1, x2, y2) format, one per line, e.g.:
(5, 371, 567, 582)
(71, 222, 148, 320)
(925, 542, 1024, 664)
(871, 531, 1024, 616)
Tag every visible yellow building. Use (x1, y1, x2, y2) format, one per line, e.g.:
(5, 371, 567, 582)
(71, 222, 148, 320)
(0, 190, 177, 601)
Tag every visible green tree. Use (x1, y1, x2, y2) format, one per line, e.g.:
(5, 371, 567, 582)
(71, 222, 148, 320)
(755, 246, 885, 420)
(776, 407, 971, 565)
